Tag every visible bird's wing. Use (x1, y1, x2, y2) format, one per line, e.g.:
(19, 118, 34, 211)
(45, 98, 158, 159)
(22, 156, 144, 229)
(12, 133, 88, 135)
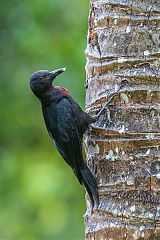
(42, 97, 84, 183)
(67, 97, 95, 134)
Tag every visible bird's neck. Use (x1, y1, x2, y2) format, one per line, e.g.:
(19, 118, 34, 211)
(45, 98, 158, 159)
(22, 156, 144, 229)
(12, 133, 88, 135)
(52, 86, 71, 96)
(40, 86, 71, 105)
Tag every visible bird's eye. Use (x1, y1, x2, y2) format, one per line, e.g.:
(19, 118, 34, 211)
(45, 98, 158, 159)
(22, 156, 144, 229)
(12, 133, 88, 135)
(39, 77, 43, 80)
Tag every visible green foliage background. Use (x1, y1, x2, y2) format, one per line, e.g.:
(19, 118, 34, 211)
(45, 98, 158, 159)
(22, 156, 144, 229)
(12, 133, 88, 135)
(0, 0, 88, 239)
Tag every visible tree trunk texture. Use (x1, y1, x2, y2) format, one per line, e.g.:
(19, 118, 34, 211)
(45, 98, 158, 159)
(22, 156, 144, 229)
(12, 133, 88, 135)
(84, 0, 160, 239)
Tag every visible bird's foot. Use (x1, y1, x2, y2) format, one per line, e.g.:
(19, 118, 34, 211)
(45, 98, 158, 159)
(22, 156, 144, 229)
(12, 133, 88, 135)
(93, 84, 122, 121)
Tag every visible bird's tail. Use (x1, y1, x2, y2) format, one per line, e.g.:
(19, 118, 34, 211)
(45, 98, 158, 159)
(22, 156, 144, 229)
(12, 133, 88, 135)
(81, 165, 99, 210)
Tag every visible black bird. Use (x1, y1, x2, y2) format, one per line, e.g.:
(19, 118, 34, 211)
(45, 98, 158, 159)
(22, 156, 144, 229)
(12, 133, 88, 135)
(30, 67, 99, 209)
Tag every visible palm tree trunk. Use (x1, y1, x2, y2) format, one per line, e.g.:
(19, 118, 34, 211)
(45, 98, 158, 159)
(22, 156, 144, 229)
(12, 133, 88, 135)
(84, 0, 160, 239)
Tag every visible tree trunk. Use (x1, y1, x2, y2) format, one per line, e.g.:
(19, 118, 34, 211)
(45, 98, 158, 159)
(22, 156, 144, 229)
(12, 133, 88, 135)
(84, 0, 160, 239)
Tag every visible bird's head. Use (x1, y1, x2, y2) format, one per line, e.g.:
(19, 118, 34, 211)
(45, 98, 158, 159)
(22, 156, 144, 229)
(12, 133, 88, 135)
(30, 67, 66, 97)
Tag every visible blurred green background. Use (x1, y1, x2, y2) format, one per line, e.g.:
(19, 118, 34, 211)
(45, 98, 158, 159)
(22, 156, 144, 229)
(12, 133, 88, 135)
(0, 0, 88, 239)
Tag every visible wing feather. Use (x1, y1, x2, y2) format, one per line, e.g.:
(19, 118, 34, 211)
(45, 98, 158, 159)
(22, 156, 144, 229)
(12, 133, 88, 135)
(42, 97, 84, 183)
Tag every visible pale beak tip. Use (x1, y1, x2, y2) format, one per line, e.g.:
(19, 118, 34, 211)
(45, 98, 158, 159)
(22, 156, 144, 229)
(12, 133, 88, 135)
(62, 67, 67, 72)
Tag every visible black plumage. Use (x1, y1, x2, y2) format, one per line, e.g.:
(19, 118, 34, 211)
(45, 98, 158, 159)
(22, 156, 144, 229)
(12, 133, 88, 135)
(30, 68, 99, 209)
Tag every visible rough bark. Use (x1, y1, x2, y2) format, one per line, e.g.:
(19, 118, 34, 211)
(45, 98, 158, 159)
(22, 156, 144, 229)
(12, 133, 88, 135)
(84, 0, 160, 239)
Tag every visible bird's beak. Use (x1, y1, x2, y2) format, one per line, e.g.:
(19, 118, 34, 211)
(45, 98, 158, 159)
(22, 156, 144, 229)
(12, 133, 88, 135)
(49, 67, 66, 80)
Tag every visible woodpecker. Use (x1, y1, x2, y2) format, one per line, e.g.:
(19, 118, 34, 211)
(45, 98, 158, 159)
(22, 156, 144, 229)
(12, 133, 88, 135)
(30, 67, 99, 209)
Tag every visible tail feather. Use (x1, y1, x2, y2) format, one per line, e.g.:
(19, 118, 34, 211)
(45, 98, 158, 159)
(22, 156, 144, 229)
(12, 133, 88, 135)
(83, 178, 94, 209)
(81, 165, 99, 210)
